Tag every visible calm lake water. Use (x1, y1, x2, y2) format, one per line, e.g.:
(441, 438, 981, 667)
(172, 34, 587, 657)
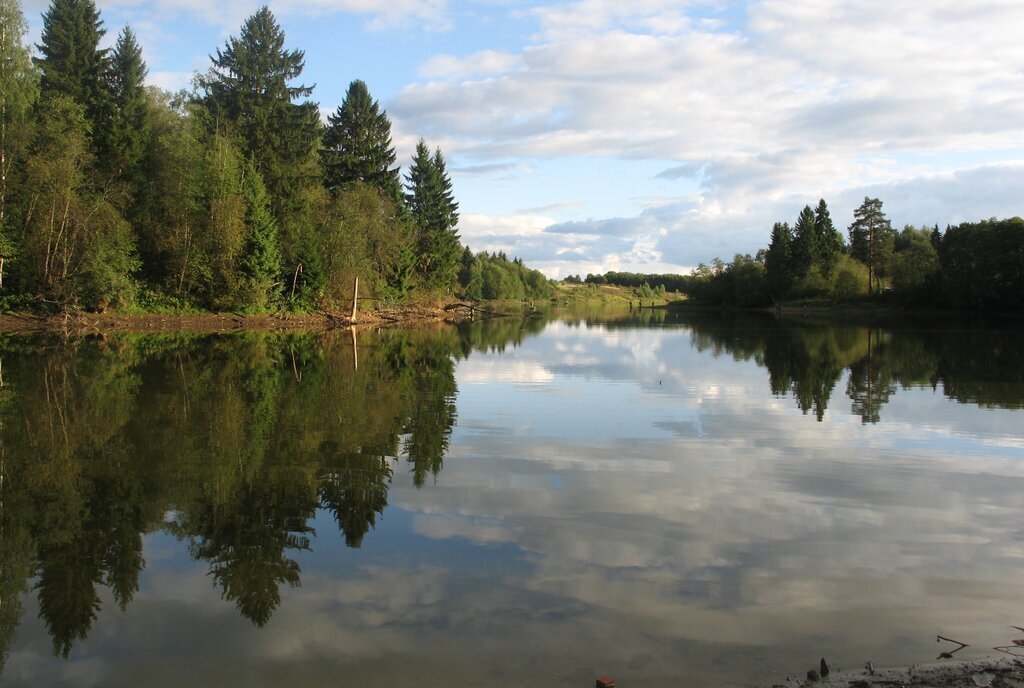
(1, 309, 1023, 687)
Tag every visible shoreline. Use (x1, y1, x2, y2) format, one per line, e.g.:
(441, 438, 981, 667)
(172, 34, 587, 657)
(768, 657, 1024, 688)
(0, 305, 462, 335)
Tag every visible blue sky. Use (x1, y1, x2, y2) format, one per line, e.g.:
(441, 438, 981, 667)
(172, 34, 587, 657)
(22, 0, 1024, 277)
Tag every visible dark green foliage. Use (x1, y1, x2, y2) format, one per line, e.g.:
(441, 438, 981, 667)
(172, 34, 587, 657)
(887, 226, 939, 304)
(104, 27, 150, 181)
(322, 79, 400, 200)
(814, 199, 844, 277)
(591, 271, 691, 292)
(939, 217, 1024, 310)
(791, 205, 819, 280)
(765, 221, 794, 299)
(406, 139, 460, 292)
(34, 0, 109, 132)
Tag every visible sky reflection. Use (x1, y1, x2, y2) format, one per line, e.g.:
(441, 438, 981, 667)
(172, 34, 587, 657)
(3, 317, 1023, 687)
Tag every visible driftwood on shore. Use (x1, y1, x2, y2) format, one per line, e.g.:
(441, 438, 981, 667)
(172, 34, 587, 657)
(442, 302, 507, 319)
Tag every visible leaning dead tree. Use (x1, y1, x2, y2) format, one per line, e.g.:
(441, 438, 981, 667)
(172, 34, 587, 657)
(443, 302, 507, 320)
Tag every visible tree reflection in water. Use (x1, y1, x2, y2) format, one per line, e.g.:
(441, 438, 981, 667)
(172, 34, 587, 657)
(0, 313, 1021, 662)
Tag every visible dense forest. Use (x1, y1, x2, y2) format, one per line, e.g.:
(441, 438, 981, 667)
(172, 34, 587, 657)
(573, 199, 1024, 311)
(0, 0, 551, 313)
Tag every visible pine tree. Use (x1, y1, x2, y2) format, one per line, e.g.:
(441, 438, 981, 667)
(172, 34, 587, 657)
(791, 205, 819, 280)
(0, 0, 38, 288)
(105, 27, 149, 180)
(765, 221, 794, 300)
(405, 139, 460, 292)
(848, 197, 895, 294)
(813, 198, 844, 277)
(34, 0, 109, 130)
(322, 79, 400, 200)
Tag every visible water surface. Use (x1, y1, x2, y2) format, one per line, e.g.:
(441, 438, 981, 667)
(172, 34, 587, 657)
(1, 311, 1023, 687)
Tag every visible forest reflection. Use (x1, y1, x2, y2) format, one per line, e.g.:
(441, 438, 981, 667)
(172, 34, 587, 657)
(0, 318, 546, 664)
(1, 311, 1021, 668)
(681, 312, 1024, 422)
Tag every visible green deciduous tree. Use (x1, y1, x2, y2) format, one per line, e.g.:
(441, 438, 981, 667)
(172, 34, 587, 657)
(317, 181, 414, 305)
(0, 0, 38, 288)
(887, 226, 939, 303)
(136, 92, 207, 295)
(322, 79, 400, 200)
(17, 96, 137, 308)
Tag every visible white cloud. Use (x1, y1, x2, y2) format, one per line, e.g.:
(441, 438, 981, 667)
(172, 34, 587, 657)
(391, 0, 1024, 272)
(419, 50, 521, 79)
(148, 70, 193, 92)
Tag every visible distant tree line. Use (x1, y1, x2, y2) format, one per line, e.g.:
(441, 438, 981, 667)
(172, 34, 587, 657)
(605, 196, 1023, 311)
(459, 249, 552, 301)
(0, 0, 539, 312)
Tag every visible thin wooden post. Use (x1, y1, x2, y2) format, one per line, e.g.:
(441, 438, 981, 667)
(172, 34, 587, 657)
(350, 276, 359, 322)
(289, 263, 303, 301)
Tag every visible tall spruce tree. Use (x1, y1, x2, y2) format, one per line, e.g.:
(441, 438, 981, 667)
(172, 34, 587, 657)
(813, 198, 844, 278)
(765, 221, 794, 300)
(0, 0, 38, 288)
(848, 197, 895, 294)
(240, 161, 281, 310)
(105, 27, 149, 181)
(322, 79, 400, 200)
(34, 0, 109, 131)
(791, 204, 820, 280)
(405, 139, 460, 292)
(200, 5, 320, 267)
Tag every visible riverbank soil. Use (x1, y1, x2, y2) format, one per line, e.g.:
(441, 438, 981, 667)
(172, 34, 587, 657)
(0, 305, 457, 334)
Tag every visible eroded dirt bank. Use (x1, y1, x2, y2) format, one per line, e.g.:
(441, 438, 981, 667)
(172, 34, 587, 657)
(0, 305, 458, 334)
